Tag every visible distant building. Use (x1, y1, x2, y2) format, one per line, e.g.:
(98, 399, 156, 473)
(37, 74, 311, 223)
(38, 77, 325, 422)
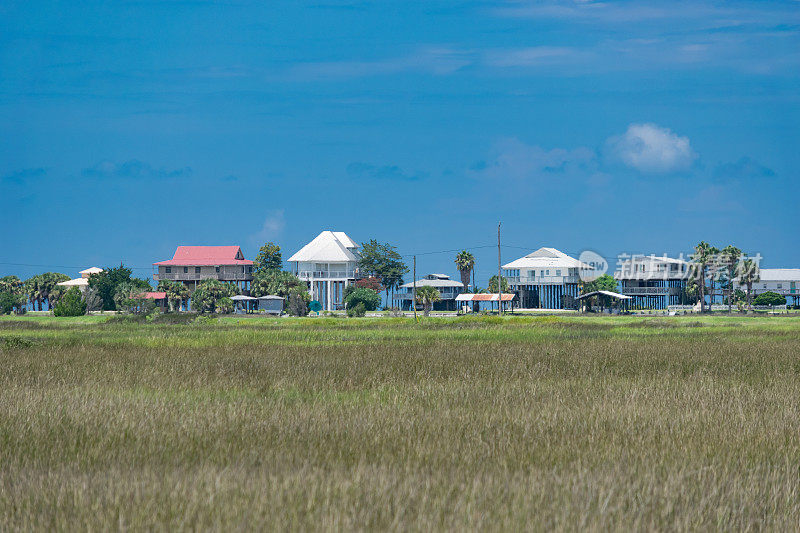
(140, 291, 168, 312)
(153, 246, 253, 292)
(393, 274, 465, 311)
(57, 266, 104, 292)
(288, 231, 359, 311)
(502, 247, 587, 309)
(733, 268, 800, 306)
(616, 254, 690, 309)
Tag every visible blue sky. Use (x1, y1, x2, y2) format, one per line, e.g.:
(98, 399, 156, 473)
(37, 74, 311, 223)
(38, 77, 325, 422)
(2, 0, 799, 284)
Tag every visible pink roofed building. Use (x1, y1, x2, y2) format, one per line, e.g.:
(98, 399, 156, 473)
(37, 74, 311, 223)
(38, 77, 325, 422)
(153, 246, 253, 292)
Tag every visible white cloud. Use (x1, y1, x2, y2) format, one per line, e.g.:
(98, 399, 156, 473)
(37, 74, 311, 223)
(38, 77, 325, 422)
(606, 123, 697, 174)
(250, 210, 285, 245)
(471, 138, 598, 181)
(483, 46, 579, 67)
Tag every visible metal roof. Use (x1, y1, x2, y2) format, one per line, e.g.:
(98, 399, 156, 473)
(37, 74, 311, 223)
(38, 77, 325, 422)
(455, 293, 516, 302)
(79, 267, 103, 276)
(154, 246, 253, 266)
(230, 295, 256, 301)
(57, 277, 89, 287)
(758, 268, 800, 281)
(502, 247, 590, 270)
(576, 290, 631, 300)
(257, 295, 285, 300)
(141, 292, 167, 300)
(287, 231, 359, 263)
(400, 275, 464, 289)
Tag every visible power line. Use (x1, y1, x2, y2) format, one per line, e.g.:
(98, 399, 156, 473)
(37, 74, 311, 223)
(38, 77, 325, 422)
(0, 262, 153, 271)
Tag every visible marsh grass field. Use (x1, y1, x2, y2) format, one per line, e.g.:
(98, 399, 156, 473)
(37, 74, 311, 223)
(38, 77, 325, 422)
(1, 314, 800, 530)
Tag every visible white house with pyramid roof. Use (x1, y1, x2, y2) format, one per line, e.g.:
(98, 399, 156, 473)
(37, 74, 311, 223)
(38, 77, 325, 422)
(288, 231, 360, 311)
(502, 247, 591, 309)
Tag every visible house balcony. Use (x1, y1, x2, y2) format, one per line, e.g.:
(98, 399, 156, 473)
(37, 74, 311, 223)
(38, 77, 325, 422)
(297, 270, 356, 280)
(154, 272, 253, 282)
(507, 275, 580, 285)
(394, 291, 460, 301)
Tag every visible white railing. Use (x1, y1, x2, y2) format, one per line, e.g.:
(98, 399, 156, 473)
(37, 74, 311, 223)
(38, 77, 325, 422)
(154, 272, 252, 281)
(507, 275, 579, 285)
(297, 270, 356, 280)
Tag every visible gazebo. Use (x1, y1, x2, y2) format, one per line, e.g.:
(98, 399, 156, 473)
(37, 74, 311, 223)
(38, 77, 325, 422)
(230, 295, 257, 314)
(455, 293, 516, 313)
(576, 290, 631, 313)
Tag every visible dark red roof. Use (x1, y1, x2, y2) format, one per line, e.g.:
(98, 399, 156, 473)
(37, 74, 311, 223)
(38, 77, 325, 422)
(459, 293, 516, 302)
(153, 246, 253, 266)
(141, 292, 167, 300)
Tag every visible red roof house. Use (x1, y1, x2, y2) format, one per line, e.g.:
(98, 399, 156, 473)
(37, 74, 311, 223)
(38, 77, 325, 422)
(153, 246, 254, 289)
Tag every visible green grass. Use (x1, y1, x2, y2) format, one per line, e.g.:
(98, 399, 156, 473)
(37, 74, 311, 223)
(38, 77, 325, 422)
(1, 315, 799, 530)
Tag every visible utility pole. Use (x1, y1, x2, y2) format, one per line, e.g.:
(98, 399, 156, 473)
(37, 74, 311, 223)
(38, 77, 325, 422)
(412, 255, 417, 320)
(497, 222, 502, 315)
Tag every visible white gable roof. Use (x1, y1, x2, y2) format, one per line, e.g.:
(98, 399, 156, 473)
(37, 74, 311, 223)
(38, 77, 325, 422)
(288, 231, 359, 263)
(502, 247, 590, 269)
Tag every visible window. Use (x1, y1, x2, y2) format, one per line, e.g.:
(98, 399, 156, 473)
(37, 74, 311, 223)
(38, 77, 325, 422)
(546, 270, 550, 276)
(241, 266, 245, 273)
(183, 267, 188, 274)
(195, 267, 201, 274)
(556, 270, 561, 276)
(215, 266, 220, 273)
(247, 266, 252, 273)
(165, 267, 171, 274)
(777, 284, 782, 289)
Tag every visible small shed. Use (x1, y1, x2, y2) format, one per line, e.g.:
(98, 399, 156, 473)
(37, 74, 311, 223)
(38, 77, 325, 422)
(257, 295, 284, 315)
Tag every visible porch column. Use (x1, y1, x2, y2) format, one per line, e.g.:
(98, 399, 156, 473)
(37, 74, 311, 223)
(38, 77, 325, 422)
(326, 281, 332, 311)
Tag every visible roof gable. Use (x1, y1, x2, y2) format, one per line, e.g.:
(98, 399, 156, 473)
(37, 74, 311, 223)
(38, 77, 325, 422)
(173, 246, 243, 261)
(759, 268, 800, 281)
(287, 231, 359, 263)
(153, 245, 252, 266)
(503, 247, 589, 269)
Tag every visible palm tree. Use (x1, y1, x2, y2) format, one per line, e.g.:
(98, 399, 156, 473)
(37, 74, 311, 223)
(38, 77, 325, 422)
(415, 286, 440, 316)
(24, 275, 44, 311)
(39, 272, 70, 310)
(736, 258, 760, 311)
(691, 242, 718, 312)
(454, 250, 475, 292)
(158, 280, 191, 312)
(720, 245, 742, 313)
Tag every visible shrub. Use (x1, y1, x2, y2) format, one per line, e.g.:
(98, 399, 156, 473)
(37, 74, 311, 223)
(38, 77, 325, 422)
(53, 287, 87, 317)
(217, 297, 234, 314)
(192, 279, 238, 313)
(287, 292, 309, 317)
(347, 302, 366, 317)
(0, 291, 16, 315)
(753, 291, 786, 306)
(344, 287, 381, 312)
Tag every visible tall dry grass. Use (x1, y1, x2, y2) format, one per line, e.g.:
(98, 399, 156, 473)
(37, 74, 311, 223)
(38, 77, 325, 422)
(1, 316, 799, 530)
